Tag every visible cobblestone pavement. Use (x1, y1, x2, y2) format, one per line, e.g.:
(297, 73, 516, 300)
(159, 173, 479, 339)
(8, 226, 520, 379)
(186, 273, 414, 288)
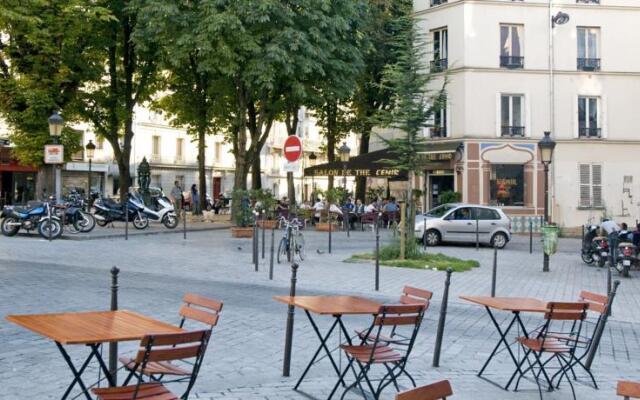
(1, 228, 639, 399)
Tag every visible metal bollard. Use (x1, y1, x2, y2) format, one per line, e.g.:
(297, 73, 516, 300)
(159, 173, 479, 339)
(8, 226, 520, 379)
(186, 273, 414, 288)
(269, 225, 275, 280)
(108, 266, 120, 386)
(529, 219, 533, 254)
(491, 246, 498, 297)
(606, 264, 612, 315)
(585, 280, 620, 370)
(328, 213, 332, 254)
(262, 212, 266, 259)
(433, 267, 453, 368)
(252, 219, 257, 265)
(183, 200, 187, 240)
(282, 262, 299, 377)
(375, 213, 380, 291)
(124, 198, 129, 241)
(423, 215, 427, 251)
(475, 216, 480, 251)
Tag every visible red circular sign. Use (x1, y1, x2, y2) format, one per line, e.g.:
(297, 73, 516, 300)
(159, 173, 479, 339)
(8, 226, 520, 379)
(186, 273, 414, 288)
(283, 135, 303, 162)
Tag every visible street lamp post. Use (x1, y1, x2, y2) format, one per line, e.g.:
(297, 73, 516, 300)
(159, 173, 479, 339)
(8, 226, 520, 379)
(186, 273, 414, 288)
(85, 140, 96, 210)
(48, 111, 64, 202)
(339, 142, 351, 237)
(309, 152, 317, 201)
(538, 131, 556, 272)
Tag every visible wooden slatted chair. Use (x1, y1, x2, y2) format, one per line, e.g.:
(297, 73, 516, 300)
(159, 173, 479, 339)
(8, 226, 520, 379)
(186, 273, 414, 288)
(119, 294, 222, 386)
(329, 303, 427, 400)
(395, 380, 453, 400)
(618, 381, 640, 399)
(357, 286, 432, 345)
(514, 302, 589, 400)
(93, 330, 210, 400)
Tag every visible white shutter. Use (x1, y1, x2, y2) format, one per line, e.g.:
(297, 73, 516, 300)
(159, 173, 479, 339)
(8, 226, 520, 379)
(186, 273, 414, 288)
(592, 164, 603, 207)
(579, 164, 591, 207)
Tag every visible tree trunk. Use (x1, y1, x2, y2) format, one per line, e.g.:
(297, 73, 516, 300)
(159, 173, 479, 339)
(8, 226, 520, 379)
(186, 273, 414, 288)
(251, 153, 261, 190)
(327, 133, 336, 190)
(197, 128, 206, 215)
(355, 125, 371, 202)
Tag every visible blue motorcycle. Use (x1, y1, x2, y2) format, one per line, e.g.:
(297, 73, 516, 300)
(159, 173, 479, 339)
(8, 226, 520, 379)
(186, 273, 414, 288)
(1, 198, 63, 239)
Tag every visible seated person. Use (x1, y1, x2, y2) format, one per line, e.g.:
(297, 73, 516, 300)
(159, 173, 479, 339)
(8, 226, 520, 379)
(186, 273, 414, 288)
(354, 199, 365, 215)
(364, 201, 377, 213)
(452, 207, 472, 220)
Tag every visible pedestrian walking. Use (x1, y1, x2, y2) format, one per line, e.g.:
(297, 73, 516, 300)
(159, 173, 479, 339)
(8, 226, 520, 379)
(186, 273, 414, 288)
(191, 184, 200, 214)
(171, 180, 183, 212)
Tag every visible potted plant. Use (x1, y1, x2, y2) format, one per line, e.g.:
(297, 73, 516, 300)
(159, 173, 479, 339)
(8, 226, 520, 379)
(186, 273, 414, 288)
(230, 189, 255, 238)
(316, 188, 341, 232)
(254, 189, 278, 229)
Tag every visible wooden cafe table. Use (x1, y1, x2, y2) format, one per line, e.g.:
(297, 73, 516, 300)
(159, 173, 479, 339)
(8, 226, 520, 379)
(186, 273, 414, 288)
(6, 310, 183, 400)
(274, 295, 381, 391)
(460, 296, 548, 390)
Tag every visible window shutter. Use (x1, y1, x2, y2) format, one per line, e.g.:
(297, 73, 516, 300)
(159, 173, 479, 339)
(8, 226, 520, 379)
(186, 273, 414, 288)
(496, 93, 502, 137)
(592, 164, 603, 207)
(579, 164, 591, 207)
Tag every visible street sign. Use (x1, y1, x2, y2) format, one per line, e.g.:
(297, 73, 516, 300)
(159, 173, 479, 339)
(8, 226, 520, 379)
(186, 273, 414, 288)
(44, 144, 64, 164)
(283, 160, 300, 173)
(283, 135, 302, 162)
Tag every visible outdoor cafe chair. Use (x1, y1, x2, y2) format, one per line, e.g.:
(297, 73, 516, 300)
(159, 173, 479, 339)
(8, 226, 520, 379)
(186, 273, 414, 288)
(120, 294, 222, 387)
(361, 212, 378, 231)
(329, 303, 427, 400)
(93, 330, 211, 400)
(513, 302, 589, 400)
(395, 380, 453, 400)
(357, 286, 433, 345)
(618, 380, 640, 399)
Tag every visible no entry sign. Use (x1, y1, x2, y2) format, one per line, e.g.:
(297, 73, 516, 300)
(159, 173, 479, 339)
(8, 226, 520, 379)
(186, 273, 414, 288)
(283, 135, 303, 162)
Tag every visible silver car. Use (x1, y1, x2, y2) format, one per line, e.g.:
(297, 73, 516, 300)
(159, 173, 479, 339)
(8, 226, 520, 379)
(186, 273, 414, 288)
(414, 203, 512, 249)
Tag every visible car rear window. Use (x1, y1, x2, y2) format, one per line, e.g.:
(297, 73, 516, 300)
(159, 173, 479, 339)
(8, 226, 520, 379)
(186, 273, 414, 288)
(476, 208, 501, 220)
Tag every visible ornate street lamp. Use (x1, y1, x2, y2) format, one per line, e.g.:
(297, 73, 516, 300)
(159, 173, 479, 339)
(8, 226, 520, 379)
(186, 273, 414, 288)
(538, 131, 556, 272)
(48, 111, 64, 139)
(85, 140, 96, 208)
(339, 142, 351, 237)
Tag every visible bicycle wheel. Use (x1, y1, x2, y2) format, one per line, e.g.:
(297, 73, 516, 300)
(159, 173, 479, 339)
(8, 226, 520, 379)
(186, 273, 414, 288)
(295, 231, 305, 261)
(277, 237, 288, 264)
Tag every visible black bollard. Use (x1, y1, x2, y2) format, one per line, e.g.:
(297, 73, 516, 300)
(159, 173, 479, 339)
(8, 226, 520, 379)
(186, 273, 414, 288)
(282, 262, 299, 377)
(269, 225, 275, 280)
(254, 219, 259, 272)
(328, 213, 332, 254)
(375, 213, 380, 291)
(585, 280, 620, 370)
(423, 215, 427, 251)
(529, 219, 533, 254)
(252, 218, 257, 265)
(262, 212, 266, 259)
(475, 215, 480, 251)
(433, 267, 453, 368)
(183, 200, 187, 240)
(109, 266, 120, 386)
(606, 264, 612, 315)
(491, 246, 498, 297)
(124, 197, 129, 241)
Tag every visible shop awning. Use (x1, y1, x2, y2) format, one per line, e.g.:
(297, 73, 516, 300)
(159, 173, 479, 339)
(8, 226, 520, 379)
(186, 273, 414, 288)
(304, 141, 463, 178)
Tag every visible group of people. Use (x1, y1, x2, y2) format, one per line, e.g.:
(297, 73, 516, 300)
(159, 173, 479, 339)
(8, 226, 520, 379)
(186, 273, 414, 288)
(599, 219, 640, 247)
(296, 196, 401, 228)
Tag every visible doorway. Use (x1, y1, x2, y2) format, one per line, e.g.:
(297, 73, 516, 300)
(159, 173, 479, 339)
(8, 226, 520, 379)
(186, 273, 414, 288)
(429, 174, 454, 209)
(213, 177, 222, 199)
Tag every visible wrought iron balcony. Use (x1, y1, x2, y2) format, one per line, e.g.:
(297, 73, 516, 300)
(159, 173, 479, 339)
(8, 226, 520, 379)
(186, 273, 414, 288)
(501, 126, 525, 137)
(430, 127, 447, 138)
(430, 58, 448, 73)
(576, 0, 599, 4)
(500, 56, 524, 69)
(430, 0, 447, 6)
(577, 58, 601, 71)
(579, 127, 601, 138)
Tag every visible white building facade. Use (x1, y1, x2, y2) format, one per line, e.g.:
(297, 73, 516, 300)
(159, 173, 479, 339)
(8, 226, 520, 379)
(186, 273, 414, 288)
(414, 0, 640, 230)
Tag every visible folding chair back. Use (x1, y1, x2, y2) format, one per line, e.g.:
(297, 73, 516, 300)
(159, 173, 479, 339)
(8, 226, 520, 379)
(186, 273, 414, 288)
(395, 380, 453, 400)
(179, 293, 223, 329)
(538, 302, 589, 352)
(129, 330, 211, 399)
(579, 291, 608, 315)
(367, 303, 427, 360)
(400, 286, 433, 307)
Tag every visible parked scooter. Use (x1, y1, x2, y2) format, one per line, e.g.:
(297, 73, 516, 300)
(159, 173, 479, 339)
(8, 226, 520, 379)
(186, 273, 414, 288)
(581, 225, 599, 264)
(591, 234, 609, 268)
(1, 197, 63, 239)
(93, 195, 149, 229)
(130, 191, 178, 229)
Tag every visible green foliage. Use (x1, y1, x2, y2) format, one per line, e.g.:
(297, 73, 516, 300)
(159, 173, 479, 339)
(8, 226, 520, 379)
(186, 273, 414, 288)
(232, 189, 255, 227)
(367, 186, 386, 202)
(323, 188, 342, 205)
(251, 188, 277, 219)
(439, 191, 462, 204)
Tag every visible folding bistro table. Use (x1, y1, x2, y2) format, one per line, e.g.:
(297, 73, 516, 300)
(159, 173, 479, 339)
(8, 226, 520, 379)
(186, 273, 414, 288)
(6, 310, 183, 400)
(274, 295, 381, 391)
(460, 296, 548, 390)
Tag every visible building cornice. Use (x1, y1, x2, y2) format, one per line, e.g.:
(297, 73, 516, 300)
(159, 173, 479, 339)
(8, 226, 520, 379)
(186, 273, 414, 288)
(436, 66, 640, 77)
(415, 0, 640, 16)
(459, 137, 640, 145)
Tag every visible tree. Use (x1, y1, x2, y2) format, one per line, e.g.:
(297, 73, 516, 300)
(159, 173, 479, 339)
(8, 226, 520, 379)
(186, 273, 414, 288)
(374, 14, 446, 259)
(351, 0, 413, 201)
(0, 0, 111, 167)
(313, 96, 353, 190)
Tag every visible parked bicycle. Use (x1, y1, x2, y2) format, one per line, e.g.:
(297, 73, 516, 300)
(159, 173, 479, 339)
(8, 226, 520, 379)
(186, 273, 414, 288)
(277, 216, 305, 264)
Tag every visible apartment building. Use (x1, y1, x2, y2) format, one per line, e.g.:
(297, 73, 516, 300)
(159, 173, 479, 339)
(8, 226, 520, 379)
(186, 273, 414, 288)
(413, 0, 640, 229)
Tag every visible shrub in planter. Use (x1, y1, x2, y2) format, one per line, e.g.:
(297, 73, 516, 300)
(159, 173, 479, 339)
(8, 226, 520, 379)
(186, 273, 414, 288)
(231, 189, 255, 238)
(439, 190, 461, 204)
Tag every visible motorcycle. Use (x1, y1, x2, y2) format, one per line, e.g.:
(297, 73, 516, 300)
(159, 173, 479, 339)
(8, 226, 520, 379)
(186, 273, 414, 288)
(130, 191, 178, 229)
(581, 225, 599, 264)
(93, 195, 149, 230)
(612, 231, 636, 278)
(53, 191, 96, 234)
(591, 235, 609, 268)
(1, 198, 63, 239)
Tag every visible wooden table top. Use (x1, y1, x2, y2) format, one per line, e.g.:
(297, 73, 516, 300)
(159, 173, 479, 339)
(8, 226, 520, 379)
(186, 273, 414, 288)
(460, 296, 548, 313)
(6, 310, 183, 345)
(618, 381, 640, 398)
(273, 295, 381, 315)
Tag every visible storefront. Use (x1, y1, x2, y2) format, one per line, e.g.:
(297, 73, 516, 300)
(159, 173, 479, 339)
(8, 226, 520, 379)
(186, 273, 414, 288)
(0, 147, 38, 206)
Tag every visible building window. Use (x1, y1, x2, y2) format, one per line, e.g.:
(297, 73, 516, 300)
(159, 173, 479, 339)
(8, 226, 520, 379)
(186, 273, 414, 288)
(501, 94, 525, 137)
(151, 174, 162, 189)
(176, 138, 184, 161)
(96, 137, 104, 150)
(152, 135, 161, 156)
(214, 142, 222, 162)
(430, 0, 447, 6)
(577, 27, 600, 71)
(500, 24, 524, 68)
(578, 96, 600, 138)
(579, 164, 602, 208)
(431, 28, 448, 73)
(490, 164, 524, 206)
(432, 94, 447, 138)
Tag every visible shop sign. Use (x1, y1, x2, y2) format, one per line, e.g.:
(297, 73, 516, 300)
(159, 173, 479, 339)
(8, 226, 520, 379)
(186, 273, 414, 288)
(44, 144, 64, 164)
(309, 168, 401, 177)
(421, 152, 454, 161)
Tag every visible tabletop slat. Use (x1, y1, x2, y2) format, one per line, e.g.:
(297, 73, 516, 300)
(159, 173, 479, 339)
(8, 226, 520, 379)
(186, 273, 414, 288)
(459, 296, 548, 313)
(273, 296, 381, 315)
(6, 310, 183, 344)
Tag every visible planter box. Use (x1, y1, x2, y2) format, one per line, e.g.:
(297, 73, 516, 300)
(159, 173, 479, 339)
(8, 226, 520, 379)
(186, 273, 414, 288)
(257, 220, 278, 229)
(231, 227, 254, 238)
(315, 222, 340, 232)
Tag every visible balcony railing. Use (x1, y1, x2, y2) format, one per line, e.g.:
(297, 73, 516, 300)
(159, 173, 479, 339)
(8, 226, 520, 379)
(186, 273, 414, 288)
(576, 0, 599, 4)
(500, 56, 524, 69)
(577, 58, 601, 71)
(430, 127, 447, 138)
(430, 58, 448, 73)
(430, 0, 447, 6)
(501, 126, 525, 137)
(579, 127, 601, 138)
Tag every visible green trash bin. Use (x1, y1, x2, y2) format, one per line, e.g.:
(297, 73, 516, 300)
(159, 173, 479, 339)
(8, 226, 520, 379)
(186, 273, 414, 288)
(542, 225, 560, 256)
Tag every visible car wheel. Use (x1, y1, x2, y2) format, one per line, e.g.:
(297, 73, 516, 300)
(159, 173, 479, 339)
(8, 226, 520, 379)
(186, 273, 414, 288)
(424, 230, 441, 246)
(491, 232, 508, 249)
